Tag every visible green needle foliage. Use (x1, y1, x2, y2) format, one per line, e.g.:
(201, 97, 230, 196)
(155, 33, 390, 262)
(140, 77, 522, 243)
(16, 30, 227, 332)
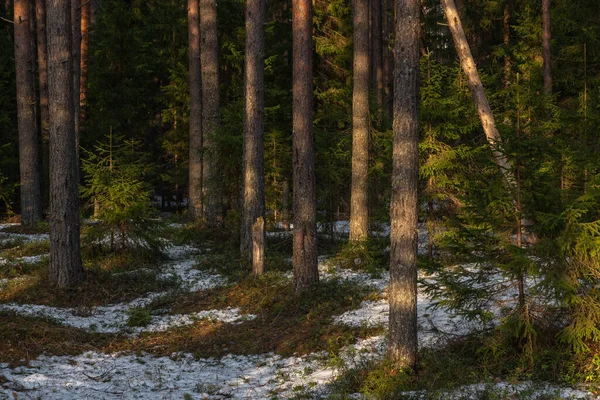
(81, 132, 163, 255)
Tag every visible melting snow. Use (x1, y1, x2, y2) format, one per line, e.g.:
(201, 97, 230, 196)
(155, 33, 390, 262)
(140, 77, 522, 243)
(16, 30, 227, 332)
(0, 226, 596, 399)
(0, 336, 385, 399)
(0, 245, 232, 334)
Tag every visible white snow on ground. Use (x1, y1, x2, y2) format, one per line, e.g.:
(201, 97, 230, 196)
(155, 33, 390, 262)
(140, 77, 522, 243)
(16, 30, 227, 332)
(0, 335, 385, 400)
(0, 224, 597, 399)
(0, 254, 47, 267)
(0, 224, 49, 244)
(330, 268, 486, 348)
(0, 245, 233, 334)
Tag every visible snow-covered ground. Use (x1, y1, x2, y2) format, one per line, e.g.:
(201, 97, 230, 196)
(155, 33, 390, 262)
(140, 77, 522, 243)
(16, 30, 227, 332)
(0, 224, 596, 399)
(0, 224, 49, 244)
(0, 245, 232, 334)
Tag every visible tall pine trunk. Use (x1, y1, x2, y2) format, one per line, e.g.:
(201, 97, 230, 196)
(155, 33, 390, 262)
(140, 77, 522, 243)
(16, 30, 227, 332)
(14, 0, 42, 226)
(371, 0, 383, 112)
(382, 0, 393, 119)
(292, 0, 318, 292)
(241, 0, 266, 274)
(47, 0, 83, 288)
(71, 0, 80, 153)
(79, 0, 90, 121)
(542, 0, 552, 95)
(441, 0, 516, 190)
(388, 0, 419, 370)
(349, 0, 370, 243)
(199, 0, 222, 227)
(36, 0, 49, 209)
(187, 0, 203, 220)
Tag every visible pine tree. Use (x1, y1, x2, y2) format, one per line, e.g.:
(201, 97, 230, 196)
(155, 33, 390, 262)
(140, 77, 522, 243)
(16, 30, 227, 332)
(349, 0, 370, 243)
(47, 0, 83, 287)
(187, 0, 202, 220)
(388, 0, 420, 370)
(82, 132, 161, 253)
(14, 0, 42, 226)
(200, 0, 222, 227)
(35, 0, 50, 207)
(241, 0, 266, 274)
(292, 0, 318, 292)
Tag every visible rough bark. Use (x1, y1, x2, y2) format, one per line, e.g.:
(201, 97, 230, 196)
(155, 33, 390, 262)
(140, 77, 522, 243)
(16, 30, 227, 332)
(382, 0, 393, 118)
(292, 0, 318, 292)
(47, 0, 83, 288)
(371, 0, 383, 110)
(441, 0, 516, 190)
(252, 216, 265, 275)
(349, 0, 370, 243)
(36, 0, 50, 208)
(79, 0, 89, 121)
(542, 0, 552, 95)
(282, 180, 290, 230)
(199, 0, 222, 227)
(71, 0, 81, 156)
(14, 0, 43, 226)
(241, 0, 266, 274)
(187, 0, 203, 220)
(388, 0, 419, 370)
(89, 0, 96, 25)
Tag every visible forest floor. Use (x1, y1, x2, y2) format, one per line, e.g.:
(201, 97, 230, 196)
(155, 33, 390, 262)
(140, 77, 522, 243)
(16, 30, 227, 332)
(0, 221, 597, 399)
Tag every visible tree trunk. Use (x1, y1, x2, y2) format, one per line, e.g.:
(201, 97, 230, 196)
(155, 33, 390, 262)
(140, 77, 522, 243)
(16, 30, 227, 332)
(388, 0, 419, 370)
(79, 0, 89, 121)
(383, 0, 393, 119)
(371, 0, 383, 112)
(47, 0, 83, 288)
(252, 216, 265, 275)
(199, 0, 222, 227)
(292, 0, 318, 292)
(71, 0, 81, 159)
(282, 179, 290, 230)
(89, 0, 96, 25)
(187, 0, 203, 220)
(14, 0, 43, 227)
(36, 0, 50, 209)
(349, 0, 370, 243)
(441, 0, 516, 190)
(241, 0, 266, 274)
(542, 0, 551, 96)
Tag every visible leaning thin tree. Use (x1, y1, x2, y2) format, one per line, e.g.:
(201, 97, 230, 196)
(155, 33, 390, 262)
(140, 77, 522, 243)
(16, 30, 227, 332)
(441, 0, 516, 190)
(47, 0, 83, 287)
(388, 0, 420, 369)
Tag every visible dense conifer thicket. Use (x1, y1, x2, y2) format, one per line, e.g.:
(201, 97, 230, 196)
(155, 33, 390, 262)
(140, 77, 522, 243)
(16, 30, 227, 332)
(2, 0, 600, 375)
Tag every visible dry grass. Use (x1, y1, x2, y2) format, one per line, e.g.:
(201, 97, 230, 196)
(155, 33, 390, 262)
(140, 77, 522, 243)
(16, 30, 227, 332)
(0, 224, 49, 235)
(0, 240, 49, 259)
(107, 274, 382, 358)
(0, 267, 177, 308)
(0, 313, 113, 367)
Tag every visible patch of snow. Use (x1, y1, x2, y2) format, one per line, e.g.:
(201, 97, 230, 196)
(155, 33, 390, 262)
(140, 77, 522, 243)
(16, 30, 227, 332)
(0, 336, 385, 400)
(0, 246, 228, 335)
(143, 307, 256, 333)
(0, 224, 49, 245)
(0, 254, 47, 267)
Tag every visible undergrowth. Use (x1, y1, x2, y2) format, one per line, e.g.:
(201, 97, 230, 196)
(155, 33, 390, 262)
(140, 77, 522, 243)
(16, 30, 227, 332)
(108, 273, 382, 358)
